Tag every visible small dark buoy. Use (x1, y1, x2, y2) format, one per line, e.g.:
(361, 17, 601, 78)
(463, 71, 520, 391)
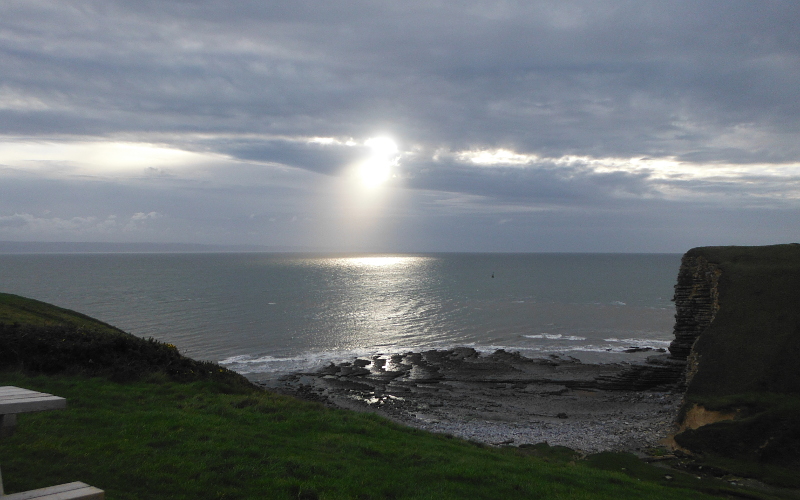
(491, 273, 494, 278)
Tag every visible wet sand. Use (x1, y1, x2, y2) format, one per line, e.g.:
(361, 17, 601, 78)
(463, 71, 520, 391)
(251, 348, 681, 454)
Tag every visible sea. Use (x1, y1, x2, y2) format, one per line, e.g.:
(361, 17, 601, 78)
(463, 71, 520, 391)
(0, 252, 681, 375)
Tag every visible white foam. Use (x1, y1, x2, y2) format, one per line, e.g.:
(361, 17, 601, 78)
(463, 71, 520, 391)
(523, 334, 587, 341)
(220, 335, 674, 375)
(219, 349, 380, 374)
(604, 337, 671, 347)
(220, 342, 472, 374)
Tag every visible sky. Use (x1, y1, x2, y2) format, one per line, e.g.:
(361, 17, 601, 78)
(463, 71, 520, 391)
(1, 0, 799, 253)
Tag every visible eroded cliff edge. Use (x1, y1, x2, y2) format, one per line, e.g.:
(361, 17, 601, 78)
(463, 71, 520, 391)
(675, 244, 800, 396)
(593, 252, 722, 391)
(669, 244, 800, 473)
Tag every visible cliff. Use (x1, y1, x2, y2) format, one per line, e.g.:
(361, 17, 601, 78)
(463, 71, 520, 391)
(598, 244, 800, 394)
(668, 244, 800, 475)
(675, 244, 800, 396)
(594, 252, 723, 391)
(668, 253, 720, 362)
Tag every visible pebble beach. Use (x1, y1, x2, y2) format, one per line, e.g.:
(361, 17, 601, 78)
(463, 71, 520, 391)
(253, 347, 682, 454)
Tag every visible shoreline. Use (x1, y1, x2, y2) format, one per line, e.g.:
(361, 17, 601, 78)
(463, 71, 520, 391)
(250, 347, 681, 454)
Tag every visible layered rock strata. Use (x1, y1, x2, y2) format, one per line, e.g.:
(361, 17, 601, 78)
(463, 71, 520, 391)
(593, 254, 720, 391)
(668, 255, 720, 360)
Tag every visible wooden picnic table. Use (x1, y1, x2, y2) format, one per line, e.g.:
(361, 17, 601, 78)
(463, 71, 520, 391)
(0, 387, 103, 499)
(0, 387, 66, 439)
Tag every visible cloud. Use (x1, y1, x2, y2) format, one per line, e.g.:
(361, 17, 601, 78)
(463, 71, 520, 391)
(0, 210, 168, 239)
(130, 211, 160, 221)
(2, 1, 797, 156)
(0, 1, 799, 250)
(0, 213, 117, 234)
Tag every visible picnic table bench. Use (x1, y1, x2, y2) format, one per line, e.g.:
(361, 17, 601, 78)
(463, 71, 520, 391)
(0, 387, 103, 500)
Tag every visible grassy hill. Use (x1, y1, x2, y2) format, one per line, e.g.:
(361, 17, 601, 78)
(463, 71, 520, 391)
(0, 292, 125, 333)
(0, 293, 249, 386)
(0, 292, 789, 499)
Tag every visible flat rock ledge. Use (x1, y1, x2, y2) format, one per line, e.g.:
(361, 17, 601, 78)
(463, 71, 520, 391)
(253, 348, 682, 454)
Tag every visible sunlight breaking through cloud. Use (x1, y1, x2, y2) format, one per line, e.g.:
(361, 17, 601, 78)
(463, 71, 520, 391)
(357, 137, 400, 189)
(0, 140, 220, 175)
(452, 148, 800, 183)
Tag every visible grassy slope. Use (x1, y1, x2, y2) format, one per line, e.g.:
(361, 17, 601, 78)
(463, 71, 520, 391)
(0, 292, 251, 387)
(0, 373, 731, 500)
(0, 293, 782, 499)
(0, 292, 125, 333)
(673, 245, 800, 486)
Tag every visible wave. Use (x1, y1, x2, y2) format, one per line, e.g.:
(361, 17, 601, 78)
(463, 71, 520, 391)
(221, 343, 478, 374)
(523, 334, 587, 341)
(603, 337, 671, 347)
(219, 336, 672, 375)
(220, 349, 382, 375)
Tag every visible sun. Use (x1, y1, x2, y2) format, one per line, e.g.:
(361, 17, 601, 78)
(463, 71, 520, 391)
(358, 137, 398, 188)
(359, 158, 391, 187)
(365, 137, 398, 157)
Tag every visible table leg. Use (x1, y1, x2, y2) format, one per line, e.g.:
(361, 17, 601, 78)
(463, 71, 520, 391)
(0, 414, 16, 438)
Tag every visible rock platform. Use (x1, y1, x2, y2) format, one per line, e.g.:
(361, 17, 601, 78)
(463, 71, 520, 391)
(253, 348, 682, 454)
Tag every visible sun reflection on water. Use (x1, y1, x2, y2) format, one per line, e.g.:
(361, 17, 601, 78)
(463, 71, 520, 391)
(297, 255, 438, 350)
(335, 256, 424, 268)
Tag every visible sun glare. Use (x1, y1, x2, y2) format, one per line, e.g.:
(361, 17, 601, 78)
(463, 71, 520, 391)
(337, 256, 423, 268)
(365, 137, 398, 156)
(357, 137, 398, 188)
(359, 159, 391, 187)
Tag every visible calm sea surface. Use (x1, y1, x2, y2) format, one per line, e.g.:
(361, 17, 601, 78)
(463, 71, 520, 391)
(0, 253, 681, 374)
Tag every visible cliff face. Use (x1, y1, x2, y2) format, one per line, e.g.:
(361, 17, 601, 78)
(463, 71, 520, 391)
(668, 255, 720, 360)
(592, 245, 800, 469)
(668, 254, 721, 389)
(593, 253, 719, 391)
(678, 244, 800, 397)
(597, 244, 800, 396)
(670, 244, 800, 468)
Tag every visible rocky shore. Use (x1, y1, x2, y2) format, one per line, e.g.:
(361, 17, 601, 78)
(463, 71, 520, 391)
(252, 347, 682, 454)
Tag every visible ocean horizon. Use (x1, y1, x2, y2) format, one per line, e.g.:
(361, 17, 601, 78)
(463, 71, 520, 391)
(0, 252, 681, 374)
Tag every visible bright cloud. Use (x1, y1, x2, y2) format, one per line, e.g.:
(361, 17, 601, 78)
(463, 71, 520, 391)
(0, 140, 222, 176)
(457, 149, 539, 166)
(452, 148, 800, 184)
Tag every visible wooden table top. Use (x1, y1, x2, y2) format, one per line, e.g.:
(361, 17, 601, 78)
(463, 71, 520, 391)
(0, 386, 66, 415)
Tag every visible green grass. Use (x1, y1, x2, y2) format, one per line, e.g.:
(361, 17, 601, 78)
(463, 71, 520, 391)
(0, 292, 251, 387)
(0, 291, 794, 498)
(0, 372, 730, 500)
(0, 292, 124, 334)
